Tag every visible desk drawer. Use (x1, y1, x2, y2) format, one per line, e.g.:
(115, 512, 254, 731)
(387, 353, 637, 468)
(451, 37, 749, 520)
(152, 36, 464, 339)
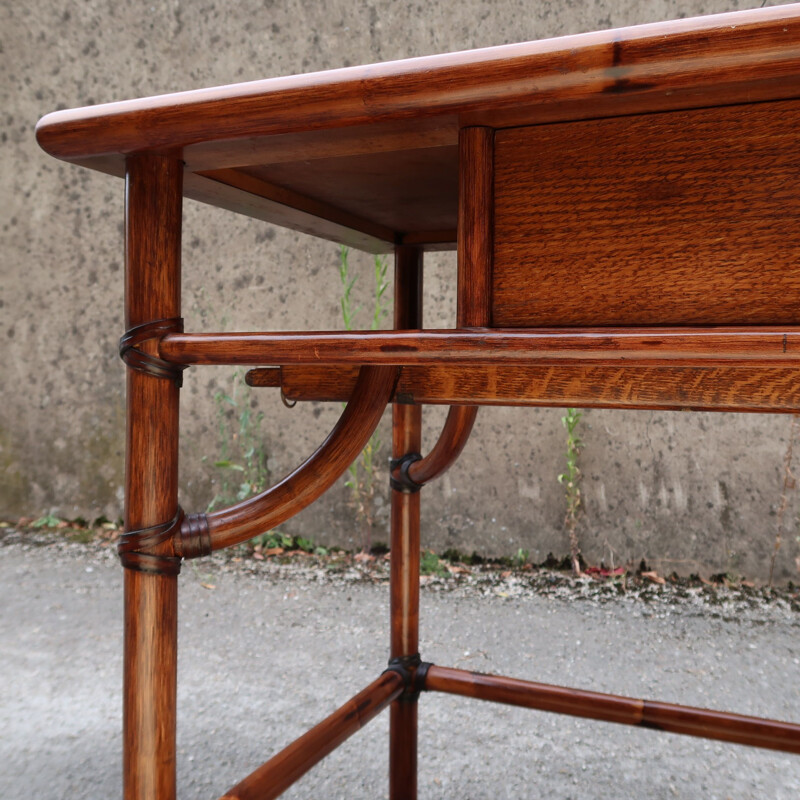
(492, 101, 800, 327)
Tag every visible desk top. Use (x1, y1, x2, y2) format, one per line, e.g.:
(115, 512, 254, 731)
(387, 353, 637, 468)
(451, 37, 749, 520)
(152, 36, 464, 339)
(36, 5, 800, 252)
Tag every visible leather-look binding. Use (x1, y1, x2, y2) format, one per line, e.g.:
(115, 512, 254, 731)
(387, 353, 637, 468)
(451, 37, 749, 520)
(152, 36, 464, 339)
(383, 654, 431, 702)
(389, 452, 423, 493)
(118, 508, 184, 575)
(180, 512, 213, 559)
(119, 317, 187, 386)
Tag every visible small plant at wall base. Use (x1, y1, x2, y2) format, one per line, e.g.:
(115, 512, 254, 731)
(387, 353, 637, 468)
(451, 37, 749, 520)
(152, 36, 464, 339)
(773, 412, 800, 585)
(339, 245, 390, 552)
(557, 407, 583, 576)
(207, 369, 270, 512)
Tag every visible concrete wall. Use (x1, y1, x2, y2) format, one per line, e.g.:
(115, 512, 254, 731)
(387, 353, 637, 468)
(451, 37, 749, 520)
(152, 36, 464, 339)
(4, 0, 800, 581)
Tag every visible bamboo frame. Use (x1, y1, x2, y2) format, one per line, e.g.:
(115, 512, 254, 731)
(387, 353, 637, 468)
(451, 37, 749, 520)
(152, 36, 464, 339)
(406, 406, 478, 485)
(220, 672, 404, 800)
(389, 246, 424, 800)
(38, 10, 800, 798)
(159, 327, 800, 367)
(176, 365, 396, 554)
(122, 154, 183, 800)
(423, 665, 800, 755)
(115, 136, 800, 800)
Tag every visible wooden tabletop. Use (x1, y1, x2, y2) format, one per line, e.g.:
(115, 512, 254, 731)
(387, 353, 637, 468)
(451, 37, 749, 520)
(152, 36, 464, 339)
(36, 5, 800, 252)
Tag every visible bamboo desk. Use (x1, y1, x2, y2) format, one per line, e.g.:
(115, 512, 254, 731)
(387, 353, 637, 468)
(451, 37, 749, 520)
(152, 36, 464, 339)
(37, 6, 800, 798)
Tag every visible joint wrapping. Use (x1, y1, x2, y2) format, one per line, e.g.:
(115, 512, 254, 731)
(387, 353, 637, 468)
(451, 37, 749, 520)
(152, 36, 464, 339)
(390, 452, 423, 493)
(383, 654, 432, 701)
(119, 317, 187, 386)
(180, 513, 213, 559)
(118, 508, 184, 575)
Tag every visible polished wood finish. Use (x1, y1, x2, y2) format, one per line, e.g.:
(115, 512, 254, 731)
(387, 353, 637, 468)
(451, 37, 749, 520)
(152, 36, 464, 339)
(161, 327, 800, 367)
(401, 126, 492, 488)
(407, 406, 478, 484)
(251, 363, 800, 414)
(38, 8, 800, 798)
(425, 665, 800, 755)
(35, 7, 800, 165)
(493, 101, 800, 327)
(389, 247, 423, 800)
(457, 127, 493, 328)
(35, 9, 800, 249)
(235, 144, 458, 236)
(187, 170, 392, 254)
(195, 366, 395, 553)
(123, 154, 183, 800)
(220, 672, 404, 800)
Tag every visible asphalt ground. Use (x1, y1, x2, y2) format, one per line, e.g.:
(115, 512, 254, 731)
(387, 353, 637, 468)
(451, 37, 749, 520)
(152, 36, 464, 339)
(2, 536, 800, 800)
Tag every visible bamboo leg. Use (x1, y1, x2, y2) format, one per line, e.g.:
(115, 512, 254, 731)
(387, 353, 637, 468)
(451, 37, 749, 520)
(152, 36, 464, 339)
(389, 246, 423, 800)
(424, 665, 800, 754)
(123, 154, 183, 800)
(220, 672, 404, 800)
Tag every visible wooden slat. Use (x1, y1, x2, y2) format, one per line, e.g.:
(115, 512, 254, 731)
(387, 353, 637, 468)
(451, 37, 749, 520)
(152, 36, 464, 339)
(185, 172, 392, 254)
(493, 100, 800, 327)
(241, 145, 458, 236)
(458, 127, 493, 327)
(248, 364, 800, 414)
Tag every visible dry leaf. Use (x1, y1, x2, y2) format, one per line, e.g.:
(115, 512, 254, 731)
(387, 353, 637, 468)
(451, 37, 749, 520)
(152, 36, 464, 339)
(252, 552, 264, 560)
(262, 547, 284, 556)
(642, 570, 666, 585)
(200, 583, 216, 590)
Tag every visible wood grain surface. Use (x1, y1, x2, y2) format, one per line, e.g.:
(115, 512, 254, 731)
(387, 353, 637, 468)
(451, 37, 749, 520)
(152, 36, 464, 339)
(201, 365, 395, 552)
(161, 327, 800, 366)
(36, 7, 800, 167)
(458, 127, 493, 327)
(425, 665, 800, 755)
(122, 155, 183, 800)
(389, 247, 423, 800)
(251, 363, 800, 414)
(493, 100, 800, 327)
(220, 672, 404, 800)
(37, 8, 800, 250)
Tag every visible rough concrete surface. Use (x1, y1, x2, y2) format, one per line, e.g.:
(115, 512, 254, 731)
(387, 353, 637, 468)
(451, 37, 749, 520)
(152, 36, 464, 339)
(4, 1, 800, 579)
(2, 537, 800, 799)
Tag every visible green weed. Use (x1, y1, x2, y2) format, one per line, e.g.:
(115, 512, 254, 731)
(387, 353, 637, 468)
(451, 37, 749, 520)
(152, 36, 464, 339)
(208, 370, 269, 512)
(420, 549, 448, 577)
(557, 408, 583, 575)
(339, 245, 390, 552)
(31, 514, 61, 529)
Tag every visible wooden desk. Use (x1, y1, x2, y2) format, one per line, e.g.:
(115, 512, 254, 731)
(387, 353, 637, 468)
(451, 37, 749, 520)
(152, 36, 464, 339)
(37, 6, 800, 799)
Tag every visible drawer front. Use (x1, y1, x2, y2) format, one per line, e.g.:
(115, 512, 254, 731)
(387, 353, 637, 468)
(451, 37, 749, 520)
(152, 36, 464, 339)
(492, 101, 800, 327)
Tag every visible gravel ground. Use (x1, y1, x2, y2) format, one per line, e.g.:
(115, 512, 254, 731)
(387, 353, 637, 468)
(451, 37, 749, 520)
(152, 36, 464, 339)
(2, 530, 800, 799)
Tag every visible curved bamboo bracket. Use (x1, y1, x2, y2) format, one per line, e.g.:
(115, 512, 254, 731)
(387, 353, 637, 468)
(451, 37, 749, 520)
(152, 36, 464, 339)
(176, 365, 397, 555)
(392, 405, 478, 490)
